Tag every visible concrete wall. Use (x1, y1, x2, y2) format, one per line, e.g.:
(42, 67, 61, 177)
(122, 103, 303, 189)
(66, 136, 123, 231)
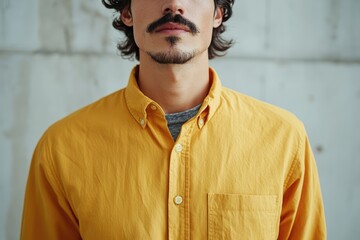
(1, 0, 359, 239)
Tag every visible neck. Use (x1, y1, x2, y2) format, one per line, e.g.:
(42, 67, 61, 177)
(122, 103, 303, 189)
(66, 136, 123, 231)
(138, 51, 210, 114)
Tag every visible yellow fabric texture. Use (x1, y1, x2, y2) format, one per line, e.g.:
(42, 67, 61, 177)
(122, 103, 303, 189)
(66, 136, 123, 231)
(21, 66, 326, 239)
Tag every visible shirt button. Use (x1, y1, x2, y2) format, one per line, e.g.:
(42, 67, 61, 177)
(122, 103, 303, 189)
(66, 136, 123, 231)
(150, 105, 157, 110)
(139, 118, 145, 126)
(174, 196, 183, 205)
(175, 143, 183, 153)
(198, 118, 204, 128)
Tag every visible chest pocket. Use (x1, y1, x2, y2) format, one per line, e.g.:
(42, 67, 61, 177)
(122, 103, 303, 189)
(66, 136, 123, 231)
(208, 193, 278, 240)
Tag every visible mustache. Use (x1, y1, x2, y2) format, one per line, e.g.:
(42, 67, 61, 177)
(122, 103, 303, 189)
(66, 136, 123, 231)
(146, 13, 199, 34)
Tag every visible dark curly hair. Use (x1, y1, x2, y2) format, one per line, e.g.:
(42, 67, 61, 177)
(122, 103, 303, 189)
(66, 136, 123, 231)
(102, 0, 234, 60)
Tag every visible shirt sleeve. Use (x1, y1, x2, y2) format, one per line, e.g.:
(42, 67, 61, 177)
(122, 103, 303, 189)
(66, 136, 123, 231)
(278, 132, 327, 239)
(20, 135, 81, 240)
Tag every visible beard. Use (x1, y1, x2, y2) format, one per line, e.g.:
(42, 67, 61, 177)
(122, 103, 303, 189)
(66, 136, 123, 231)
(147, 50, 196, 64)
(146, 37, 197, 64)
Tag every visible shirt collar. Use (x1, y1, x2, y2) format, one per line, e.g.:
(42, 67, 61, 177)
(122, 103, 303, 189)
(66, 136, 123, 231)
(125, 65, 222, 128)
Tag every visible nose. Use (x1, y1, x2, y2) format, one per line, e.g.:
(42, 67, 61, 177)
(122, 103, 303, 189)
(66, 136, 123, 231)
(161, 0, 184, 15)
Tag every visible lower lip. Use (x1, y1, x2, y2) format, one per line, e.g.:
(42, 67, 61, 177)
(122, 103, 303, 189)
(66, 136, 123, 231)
(156, 29, 189, 34)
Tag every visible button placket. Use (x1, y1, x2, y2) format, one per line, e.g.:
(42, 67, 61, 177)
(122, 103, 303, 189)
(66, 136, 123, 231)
(168, 139, 187, 239)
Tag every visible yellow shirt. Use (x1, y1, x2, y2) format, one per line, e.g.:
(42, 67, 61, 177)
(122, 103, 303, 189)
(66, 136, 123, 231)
(21, 66, 326, 239)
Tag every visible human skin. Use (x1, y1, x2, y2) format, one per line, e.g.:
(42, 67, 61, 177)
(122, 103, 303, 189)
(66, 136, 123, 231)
(121, 0, 223, 113)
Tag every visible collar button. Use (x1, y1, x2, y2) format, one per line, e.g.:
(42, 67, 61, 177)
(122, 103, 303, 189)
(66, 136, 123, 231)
(139, 118, 145, 126)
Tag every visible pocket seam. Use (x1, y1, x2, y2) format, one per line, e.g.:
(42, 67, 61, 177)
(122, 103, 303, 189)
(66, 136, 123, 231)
(208, 193, 278, 240)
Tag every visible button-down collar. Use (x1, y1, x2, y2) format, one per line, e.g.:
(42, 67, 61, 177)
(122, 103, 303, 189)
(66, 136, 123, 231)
(125, 65, 222, 128)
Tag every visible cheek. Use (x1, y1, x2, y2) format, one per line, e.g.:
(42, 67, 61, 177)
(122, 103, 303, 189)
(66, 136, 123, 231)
(203, 29, 214, 47)
(131, 19, 147, 48)
(198, 16, 216, 43)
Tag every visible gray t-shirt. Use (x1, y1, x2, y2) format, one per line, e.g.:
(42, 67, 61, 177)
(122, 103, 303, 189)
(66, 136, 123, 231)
(165, 104, 202, 141)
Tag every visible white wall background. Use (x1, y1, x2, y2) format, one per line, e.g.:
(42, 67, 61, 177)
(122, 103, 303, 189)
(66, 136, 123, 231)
(1, 0, 359, 239)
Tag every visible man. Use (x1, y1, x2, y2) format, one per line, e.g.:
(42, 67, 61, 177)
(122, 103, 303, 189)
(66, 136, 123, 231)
(21, 0, 326, 239)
